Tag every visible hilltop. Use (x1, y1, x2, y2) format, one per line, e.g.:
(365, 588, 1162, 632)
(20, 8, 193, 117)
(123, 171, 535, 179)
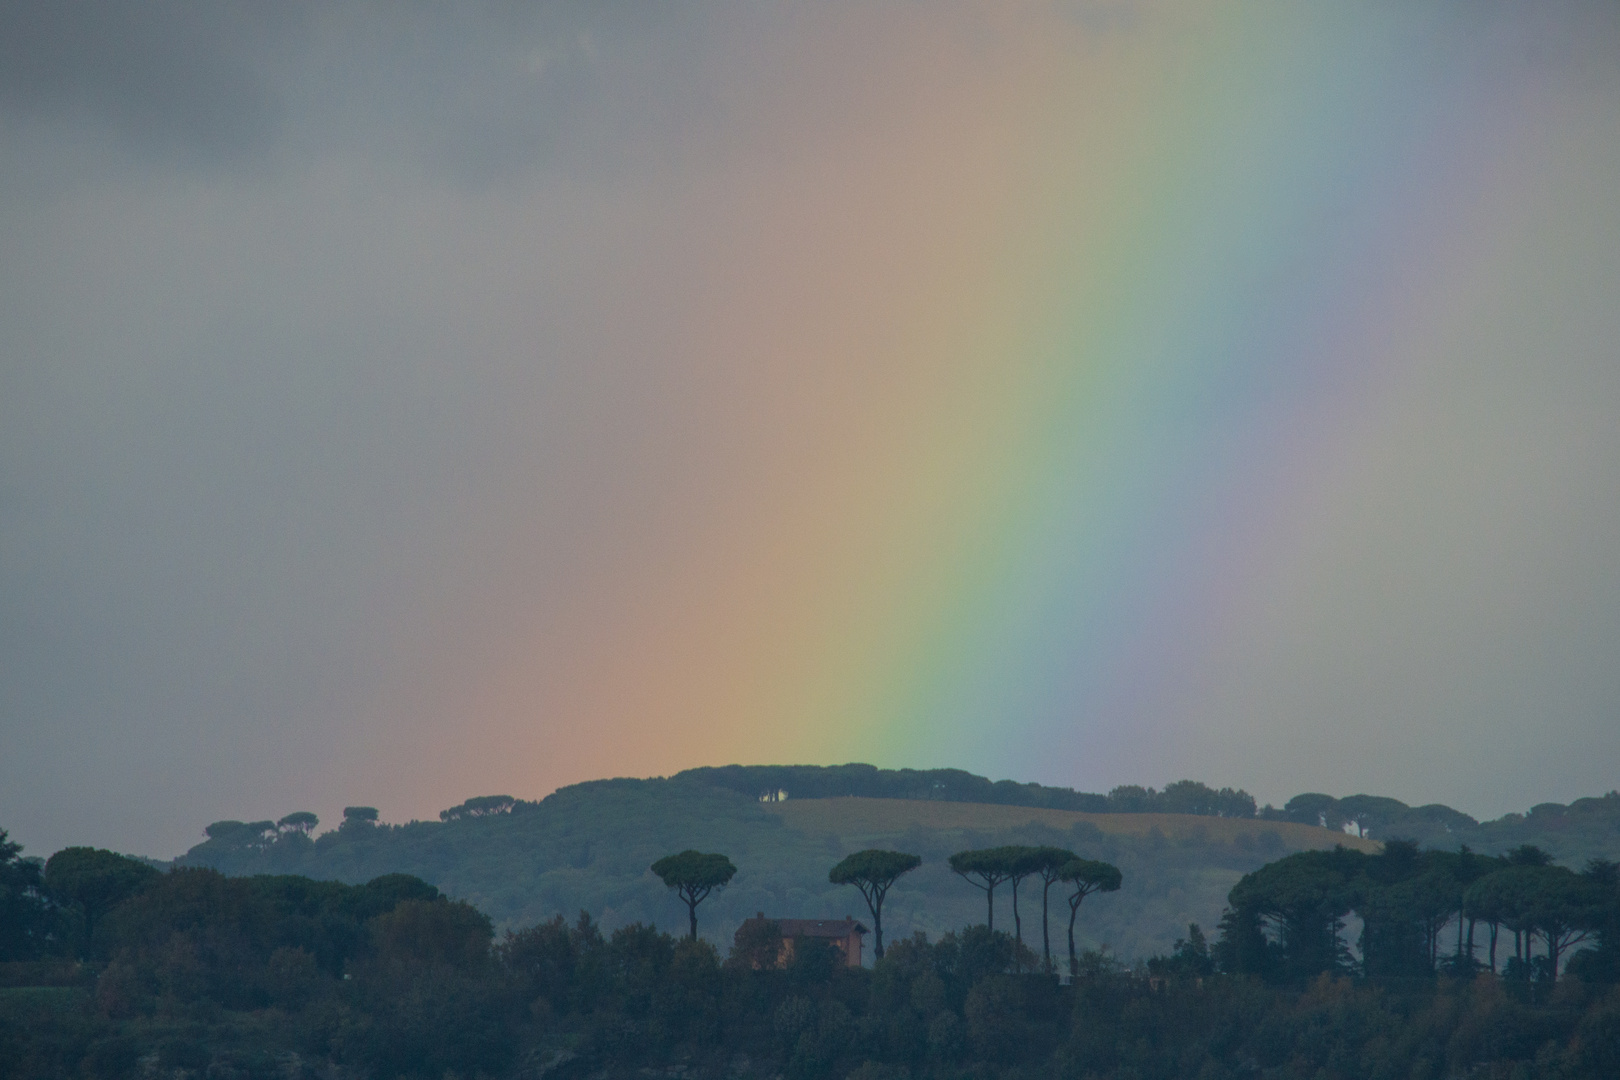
(177, 767, 1620, 960)
(179, 770, 1397, 960)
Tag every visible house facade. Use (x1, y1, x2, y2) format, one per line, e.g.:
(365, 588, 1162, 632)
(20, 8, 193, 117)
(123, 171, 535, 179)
(734, 913, 868, 968)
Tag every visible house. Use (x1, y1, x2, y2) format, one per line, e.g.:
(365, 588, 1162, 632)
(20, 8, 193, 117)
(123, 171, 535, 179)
(734, 913, 868, 968)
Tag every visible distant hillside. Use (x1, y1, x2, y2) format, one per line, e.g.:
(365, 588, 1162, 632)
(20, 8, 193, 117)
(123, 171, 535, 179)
(766, 797, 1378, 852)
(673, 764, 1260, 817)
(180, 780, 1357, 961)
(177, 768, 1620, 962)
(674, 764, 1620, 863)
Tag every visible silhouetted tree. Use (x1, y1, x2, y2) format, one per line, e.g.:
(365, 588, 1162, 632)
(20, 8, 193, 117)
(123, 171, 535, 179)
(1059, 858, 1121, 976)
(1158, 780, 1258, 819)
(651, 850, 736, 941)
(43, 846, 159, 957)
(949, 849, 1015, 932)
(1280, 793, 1344, 830)
(1147, 923, 1215, 979)
(440, 796, 516, 821)
(201, 819, 277, 853)
(1026, 846, 1077, 972)
(1356, 840, 1458, 977)
(1001, 846, 1046, 969)
(371, 896, 494, 973)
(1466, 866, 1537, 974)
(1336, 795, 1411, 839)
(1223, 847, 1359, 980)
(1524, 865, 1601, 979)
(1507, 844, 1554, 867)
(1568, 859, 1620, 983)
(829, 849, 920, 959)
(0, 828, 55, 960)
(277, 811, 318, 835)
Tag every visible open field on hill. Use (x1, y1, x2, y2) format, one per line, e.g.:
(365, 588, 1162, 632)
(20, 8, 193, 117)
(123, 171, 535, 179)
(767, 796, 1380, 853)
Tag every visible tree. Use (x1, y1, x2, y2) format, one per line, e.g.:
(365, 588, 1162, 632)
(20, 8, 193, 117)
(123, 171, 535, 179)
(1000, 846, 1045, 969)
(1356, 840, 1461, 977)
(1281, 793, 1344, 831)
(1158, 780, 1257, 819)
(371, 897, 495, 973)
(43, 846, 160, 957)
(1359, 866, 1459, 977)
(1524, 865, 1602, 979)
(1336, 795, 1411, 839)
(202, 819, 276, 852)
(1568, 859, 1620, 983)
(949, 849, 1015, 932)
(829, 849, 920, 960)
(277, 811, 318, 835)
(1026, 847, 1077, 973)
(651, 850, 736, 941)
(1147, 923, 1215, 979)
(1058, 858, 1121, 976)
(0, 828, 55, 961)
(440, 796, 516, 821)
(1466, 867, 1538, 974)
(1226, 847, 1359, 980)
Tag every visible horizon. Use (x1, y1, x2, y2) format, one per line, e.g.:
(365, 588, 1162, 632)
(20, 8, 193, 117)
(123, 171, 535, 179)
(19, 762, 1614, 865)
(4, 2, 1620, 859)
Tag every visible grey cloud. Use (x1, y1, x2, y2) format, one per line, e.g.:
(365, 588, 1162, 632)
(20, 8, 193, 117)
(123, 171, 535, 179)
(0, 0, 299, 160)
(0, 1, 734, 180)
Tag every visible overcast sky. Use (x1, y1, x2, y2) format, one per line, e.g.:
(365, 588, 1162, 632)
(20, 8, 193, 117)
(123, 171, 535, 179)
(3, 1, 1618, 859)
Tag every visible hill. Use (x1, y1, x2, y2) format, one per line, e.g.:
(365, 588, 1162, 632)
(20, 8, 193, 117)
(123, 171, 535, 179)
(181, 781, 1369, 961)
(766, 796, 1378, 850)
(177, 767, 1620, 962)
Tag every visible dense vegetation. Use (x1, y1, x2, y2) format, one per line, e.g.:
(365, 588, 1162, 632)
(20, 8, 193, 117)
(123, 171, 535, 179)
(1213, 841, 1620, 986)
(5, 821, 1620, 1079)
(672, 766, 1620, 864)
(673, 766, 1260, 818)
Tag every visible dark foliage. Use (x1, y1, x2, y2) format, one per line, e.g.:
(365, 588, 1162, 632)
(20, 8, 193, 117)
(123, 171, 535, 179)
(7, 823, 1620, 1078)
(679, 763, 1263, 818)
(0, 829, 58, 961)
(1216, 840, 1619, 995)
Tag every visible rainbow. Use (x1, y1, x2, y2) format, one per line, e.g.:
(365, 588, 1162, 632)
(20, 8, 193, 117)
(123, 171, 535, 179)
(409, 1, 1612, 812)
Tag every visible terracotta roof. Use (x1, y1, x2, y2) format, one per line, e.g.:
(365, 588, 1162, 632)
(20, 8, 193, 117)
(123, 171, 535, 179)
(759, 916, 868, 938)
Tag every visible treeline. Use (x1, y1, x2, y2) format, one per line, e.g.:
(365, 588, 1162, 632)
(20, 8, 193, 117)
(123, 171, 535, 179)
(180, 774, 1267, 867)
(1213, 840, 1620, 988)
(6, 825, 1620, 1078)
(182, 770, 1620, 877)
(674, 764, 1261, 819)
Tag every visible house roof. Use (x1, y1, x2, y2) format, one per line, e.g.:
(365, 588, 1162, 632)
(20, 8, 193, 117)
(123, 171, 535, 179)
(743, 914, 868, 938)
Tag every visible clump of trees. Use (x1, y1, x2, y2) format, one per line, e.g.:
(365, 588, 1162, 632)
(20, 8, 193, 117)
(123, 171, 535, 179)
(1214, 839, 1618, 988)
(440, 794, 516, 820)
(680, 764, 1260, 818)
(945, 846, 1122, 974)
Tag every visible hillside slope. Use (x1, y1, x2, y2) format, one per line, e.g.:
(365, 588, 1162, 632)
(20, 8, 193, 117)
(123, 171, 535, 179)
(767, 796, 1380, 850)
(181, 782, 1370, 961)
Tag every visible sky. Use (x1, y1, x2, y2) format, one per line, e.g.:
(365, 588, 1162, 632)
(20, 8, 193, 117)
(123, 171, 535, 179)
(2, 1, 1619, 860)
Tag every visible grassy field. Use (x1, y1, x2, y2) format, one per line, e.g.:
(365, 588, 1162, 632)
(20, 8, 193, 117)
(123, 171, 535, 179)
(765, 796, 1381, 853)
